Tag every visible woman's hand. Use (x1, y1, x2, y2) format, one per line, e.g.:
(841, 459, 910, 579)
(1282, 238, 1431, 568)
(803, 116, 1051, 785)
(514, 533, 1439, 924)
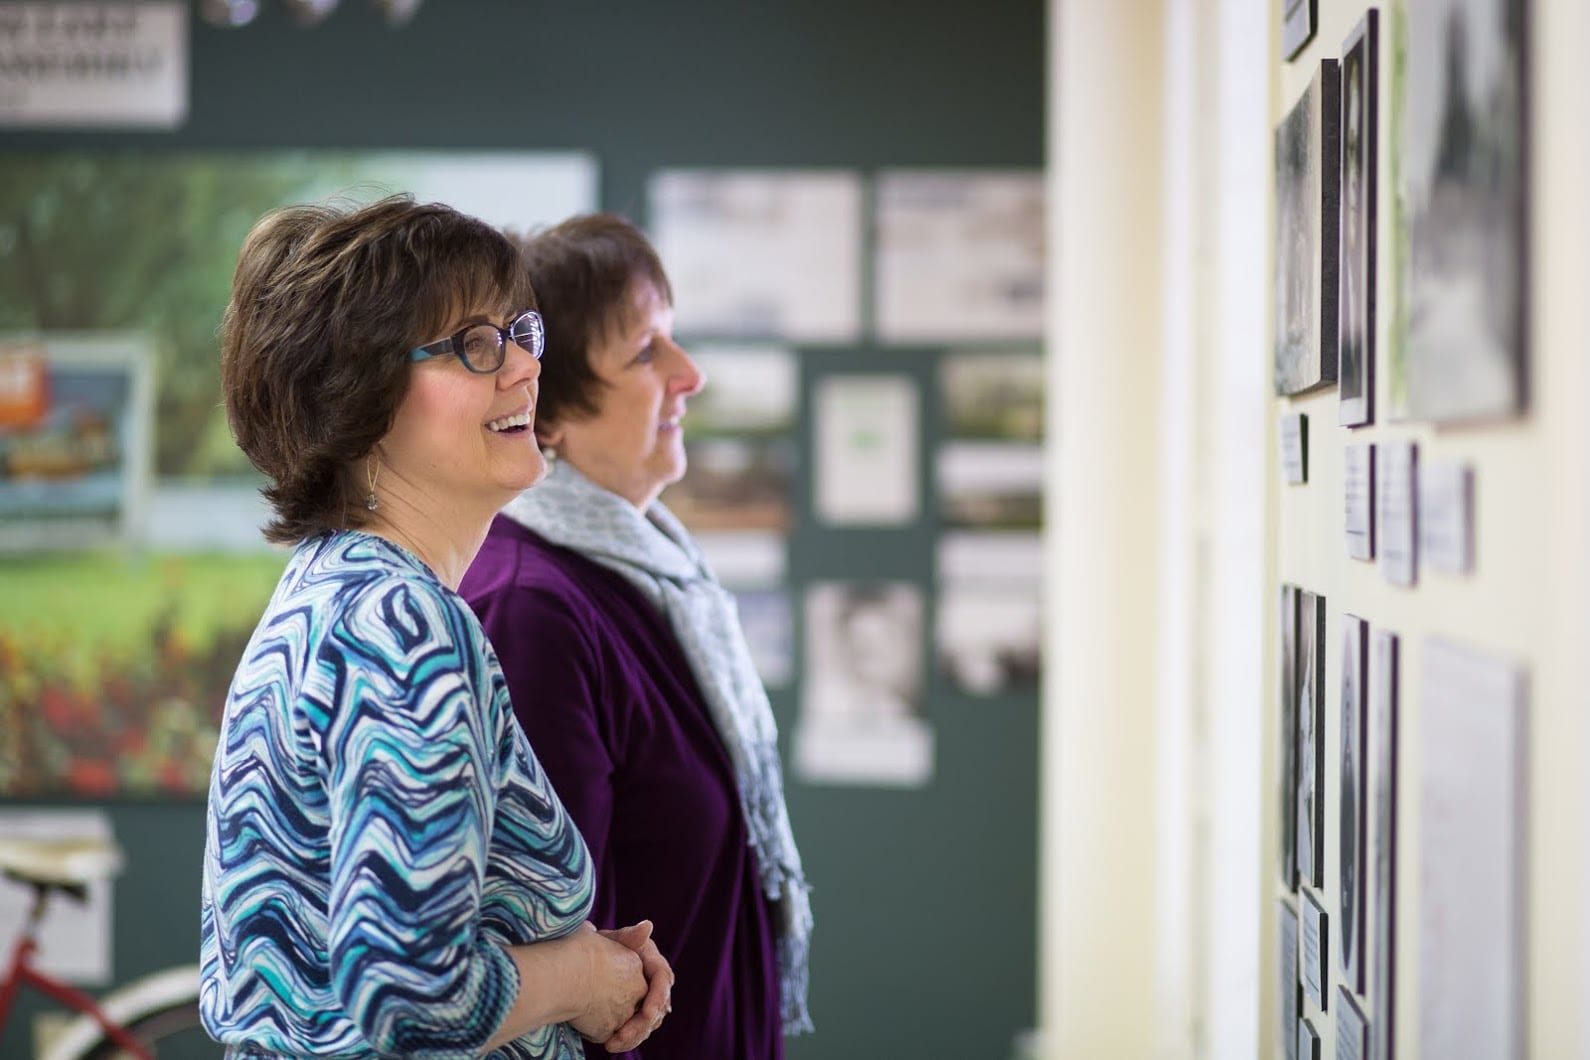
(595, 920, 674, 1053)
(567, 922, 649, 1045)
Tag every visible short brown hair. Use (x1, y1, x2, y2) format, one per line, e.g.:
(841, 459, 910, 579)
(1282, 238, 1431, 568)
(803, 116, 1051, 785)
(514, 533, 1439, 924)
(515, 213, 672, 429)
(221, 195, 534, 544)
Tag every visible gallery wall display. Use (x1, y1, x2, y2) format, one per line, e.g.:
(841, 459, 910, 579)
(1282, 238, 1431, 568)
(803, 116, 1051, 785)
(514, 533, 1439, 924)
(1396, 0, 1528, 422)
(1296, 590, 1326, 889)
(1338, 10, 1379, 428)
(1418, 638, 1527, 1059)
(1274, 59, 1341, 396)
(1338, 615, 1368, 995)
(1370, 630, 1400, 1060)
(814, 374, 920, 527)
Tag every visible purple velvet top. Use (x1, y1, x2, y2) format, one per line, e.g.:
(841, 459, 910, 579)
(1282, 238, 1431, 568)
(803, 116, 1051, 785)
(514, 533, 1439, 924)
(460, 515, 783, 1060)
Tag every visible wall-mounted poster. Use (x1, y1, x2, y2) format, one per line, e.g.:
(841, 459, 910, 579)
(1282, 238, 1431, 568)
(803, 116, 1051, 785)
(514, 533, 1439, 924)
(1339, 614, 1368, 994)
(1282, 0, 1317, 60)
(1418, 638, 1527, 1059)
(649, 169, 863, 343)
(874, 172, 1044, 342)
(1279, 584, 1299, 890)
(1397, 0, 1527, 422)
(1296, 590, 1326, 889)
(1370, 630, 1400, 1060)
(1280, 412, 1309, 485)
(1419, 459, 1475, 574)
(815, 374, 920, 527)
(1344, 444, 1375, 560)
(0, 336, 153, 552)
(666, 345, 797, 534)
(938, 352, 1043, 531)
(1339, 10, 1379, 427)
(1377, 441, 1418, 586)
(1274, 60, 1341, 396)
(935, 532, 1041, 696)
(1280, 899, 1302, 1060)
(0, 151, 597, 798)
(796, 582, 933, 787)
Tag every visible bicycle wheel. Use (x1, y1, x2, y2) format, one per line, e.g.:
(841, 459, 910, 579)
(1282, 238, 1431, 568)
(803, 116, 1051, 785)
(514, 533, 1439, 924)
(80, 1001, 221, 1060)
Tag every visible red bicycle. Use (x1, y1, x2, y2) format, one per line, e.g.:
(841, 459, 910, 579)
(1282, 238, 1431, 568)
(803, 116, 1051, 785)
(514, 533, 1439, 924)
(0, 836, 209, 1060)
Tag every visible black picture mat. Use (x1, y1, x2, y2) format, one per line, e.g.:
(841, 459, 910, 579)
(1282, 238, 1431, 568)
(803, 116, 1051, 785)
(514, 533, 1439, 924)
(1338, 10, 1378, 427)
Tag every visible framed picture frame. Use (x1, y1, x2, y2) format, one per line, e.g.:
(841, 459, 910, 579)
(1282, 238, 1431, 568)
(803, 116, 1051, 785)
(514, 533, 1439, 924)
(1296, 590, 1326, 889)
(1280, 899, 1302, 1060)
(1336, 987, 1369, 1060)
(1338, 10, 1378, 427)
(0, 334, 154, 552)
(1281, 0, 1318, 61)
(1370, 630, 1400, 1060)
(1397, 0, 1528, 422)
(1279, 585, 1299, 889)
(1302, 886, 1330, 1011)
(1299, 1017, 1321, 1060)
(1339, 614, 1369, 993)
(1274, 60, 1341, 396)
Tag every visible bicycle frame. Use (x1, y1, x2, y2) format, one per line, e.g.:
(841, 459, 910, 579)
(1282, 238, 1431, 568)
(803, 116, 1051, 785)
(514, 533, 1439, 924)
(0, 884, 152, 1060)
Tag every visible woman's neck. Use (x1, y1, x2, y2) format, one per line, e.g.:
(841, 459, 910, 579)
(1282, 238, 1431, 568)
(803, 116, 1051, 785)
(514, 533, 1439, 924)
(358, 489, 494, 591)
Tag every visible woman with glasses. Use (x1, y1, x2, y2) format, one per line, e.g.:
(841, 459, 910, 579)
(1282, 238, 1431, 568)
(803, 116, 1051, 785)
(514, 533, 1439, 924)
(201, 196, 672, 1059)
(460, 214, 812, 1060)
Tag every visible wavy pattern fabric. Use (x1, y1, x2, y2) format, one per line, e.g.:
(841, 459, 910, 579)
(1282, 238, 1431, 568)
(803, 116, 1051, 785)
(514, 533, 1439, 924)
(201, 531, 593, 1059)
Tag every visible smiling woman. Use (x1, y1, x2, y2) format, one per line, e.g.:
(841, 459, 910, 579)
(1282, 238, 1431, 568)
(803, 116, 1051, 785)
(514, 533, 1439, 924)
(203, 196, 674, 1060)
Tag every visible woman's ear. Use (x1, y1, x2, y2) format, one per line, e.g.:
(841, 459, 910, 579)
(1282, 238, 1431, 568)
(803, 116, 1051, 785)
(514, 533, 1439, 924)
(536, 422, 564, 448)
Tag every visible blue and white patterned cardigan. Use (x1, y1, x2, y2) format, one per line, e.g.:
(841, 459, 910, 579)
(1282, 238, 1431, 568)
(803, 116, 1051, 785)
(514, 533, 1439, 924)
(200, 531, 593, 1059)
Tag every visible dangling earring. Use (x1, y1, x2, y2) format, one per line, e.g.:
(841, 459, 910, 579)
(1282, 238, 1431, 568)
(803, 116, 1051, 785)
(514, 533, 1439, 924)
(542, 445, 557, 466)
(365, 455, 381, 511)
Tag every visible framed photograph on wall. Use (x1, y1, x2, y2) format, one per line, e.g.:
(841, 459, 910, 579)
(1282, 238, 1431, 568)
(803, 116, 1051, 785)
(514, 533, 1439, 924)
(1370, 630, 1400, 1060)
(1274, 60, 1341, 396)
(1280, 899, 1302, 1060)
(1339, 614, 1368, 993)
(1282, 0, 1317, 60)
(1279, 584, 1299, 889)
(1337, 987, 1369, 1060)
(1296, 590, 1326, 889)
(1338, 10, 1379, 427)
(1397, 0, 1528, 421)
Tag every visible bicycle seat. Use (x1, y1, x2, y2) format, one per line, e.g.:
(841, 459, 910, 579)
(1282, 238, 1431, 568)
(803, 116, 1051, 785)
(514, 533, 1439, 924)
(0, 836, 123, 888)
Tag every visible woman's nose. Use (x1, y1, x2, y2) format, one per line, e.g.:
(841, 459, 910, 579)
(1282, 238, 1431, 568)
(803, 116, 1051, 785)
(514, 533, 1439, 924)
(501, 338, 542, 388)
(670, 342, 705, 396)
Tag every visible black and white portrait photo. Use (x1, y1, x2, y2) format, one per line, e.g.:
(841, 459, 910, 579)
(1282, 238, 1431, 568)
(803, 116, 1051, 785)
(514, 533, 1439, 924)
(1338, 12, 1378, 427)
(1339, 614, 1368, 994)
(1295, 590, 1325, 889)
(1274, 60, 1340, 396)
(1398, 0, 1527, 421)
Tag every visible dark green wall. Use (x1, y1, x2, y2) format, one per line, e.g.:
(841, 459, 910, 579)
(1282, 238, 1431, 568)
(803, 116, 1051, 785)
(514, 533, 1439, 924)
(3, 3, 1042, 1057)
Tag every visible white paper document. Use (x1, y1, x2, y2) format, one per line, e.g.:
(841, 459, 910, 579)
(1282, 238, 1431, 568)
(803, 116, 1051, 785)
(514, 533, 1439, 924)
(1344, 444, 1375, 560)
(874, 171, 1044, 342)
(814, 375, 919, 526)
(1280, 412, 1308, 484)
(1418, 638, 1526, 1060)
(1377, 441, 1417, 586)
(649, 170, 862, 342)
(1418, 459, 1474, 575)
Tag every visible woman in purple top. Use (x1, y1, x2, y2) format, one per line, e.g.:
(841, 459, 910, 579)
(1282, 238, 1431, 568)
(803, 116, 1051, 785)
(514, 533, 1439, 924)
(460, 214, 812, 1060)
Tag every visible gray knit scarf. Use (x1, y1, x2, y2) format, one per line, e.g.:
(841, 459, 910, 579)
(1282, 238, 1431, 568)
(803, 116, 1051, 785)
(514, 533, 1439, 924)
(501, 459, 813, 1035)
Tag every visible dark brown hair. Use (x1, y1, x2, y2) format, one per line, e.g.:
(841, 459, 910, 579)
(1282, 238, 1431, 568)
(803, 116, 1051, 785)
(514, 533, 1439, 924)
(220, 195, 534, 544)
(514, 213, 672, 430)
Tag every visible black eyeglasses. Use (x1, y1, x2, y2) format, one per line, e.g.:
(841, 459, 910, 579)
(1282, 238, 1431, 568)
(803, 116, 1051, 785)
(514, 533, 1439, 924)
(408, 309, 544, 373)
